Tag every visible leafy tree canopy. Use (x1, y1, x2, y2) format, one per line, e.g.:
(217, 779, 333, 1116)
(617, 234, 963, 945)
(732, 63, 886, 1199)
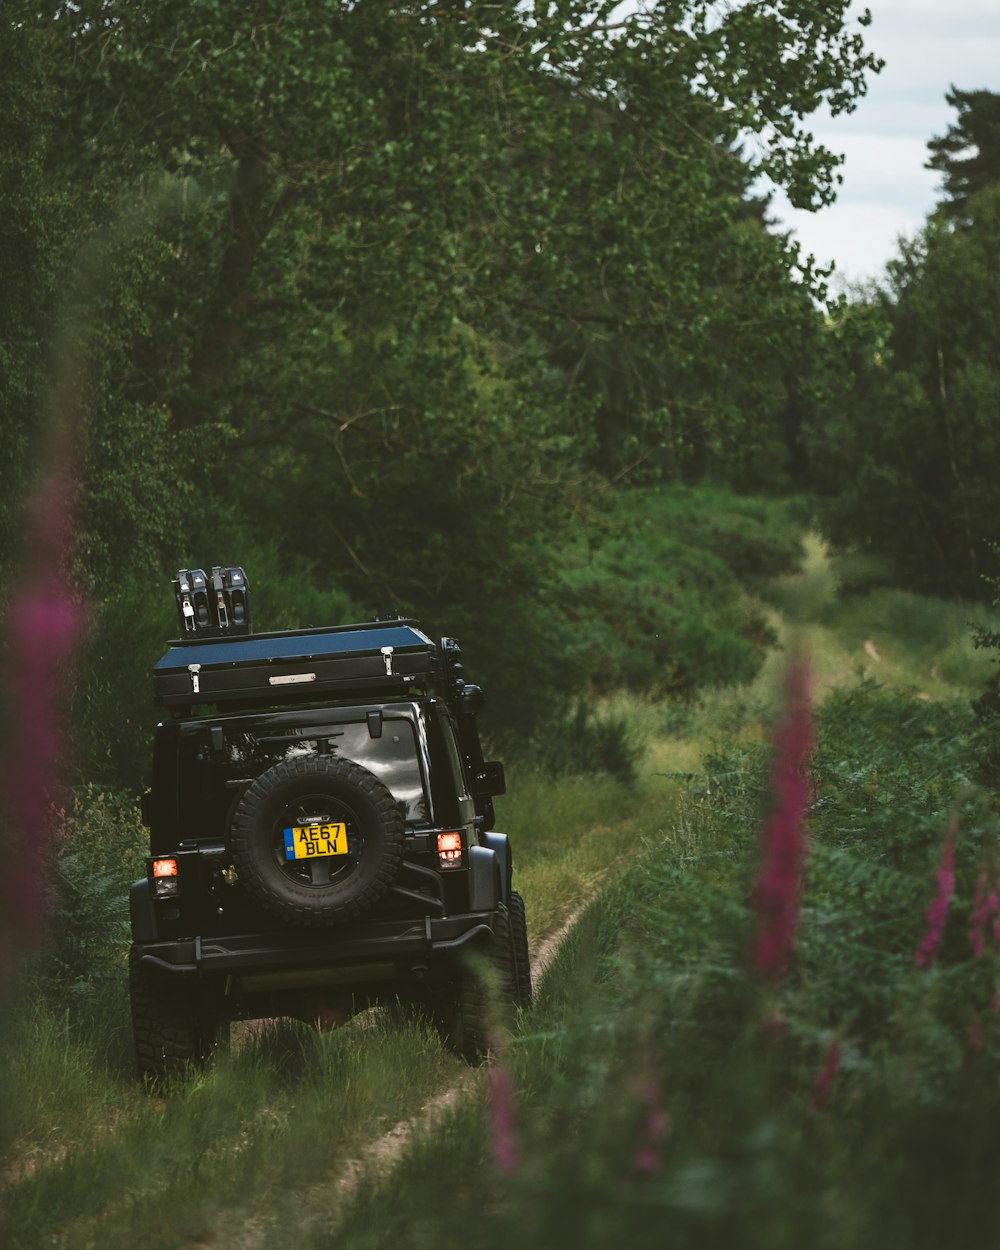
(2, 0, 882, 776)
(807, 172, 1000, 600)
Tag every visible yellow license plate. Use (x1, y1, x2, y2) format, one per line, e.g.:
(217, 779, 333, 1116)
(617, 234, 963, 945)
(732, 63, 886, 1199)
(283, 822, 348, 860)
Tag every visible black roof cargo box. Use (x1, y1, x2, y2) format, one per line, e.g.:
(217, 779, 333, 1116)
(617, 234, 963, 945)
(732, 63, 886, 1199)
(152, 620, 437, 710)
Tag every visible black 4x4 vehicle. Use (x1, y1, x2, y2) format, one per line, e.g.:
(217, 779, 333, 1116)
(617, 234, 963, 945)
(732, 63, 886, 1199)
(129, 566, 531, 1079)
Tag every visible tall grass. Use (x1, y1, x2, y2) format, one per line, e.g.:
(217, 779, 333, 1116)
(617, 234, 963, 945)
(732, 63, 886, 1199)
(0, 758, 675, 1248)
(7, 529, 1000, 1247)
(3, 1011, 459, 1250)
(328, 679, 1000, 1250)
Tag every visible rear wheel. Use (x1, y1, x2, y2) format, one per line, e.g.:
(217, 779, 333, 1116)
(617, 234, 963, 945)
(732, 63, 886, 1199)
(129, 948, 227, 1083)
(445, 907, 519, 1064)
(509, 890, 533, 1008)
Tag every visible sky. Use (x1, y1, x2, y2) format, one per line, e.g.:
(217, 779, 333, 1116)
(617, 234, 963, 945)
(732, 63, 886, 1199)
(771, 0, 1000, 289)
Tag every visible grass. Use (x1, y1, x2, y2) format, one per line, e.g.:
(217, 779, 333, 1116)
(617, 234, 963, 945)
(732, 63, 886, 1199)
(498, 770, 682, 950)
(320, 537, 1000, 1250)
(0, 760, 679, 1249)
(325, 685, 1000, 1250)
(6, 523, 1000, 1247)
(3, 1010, 457, 1249)
(760, 533, 1000, 700)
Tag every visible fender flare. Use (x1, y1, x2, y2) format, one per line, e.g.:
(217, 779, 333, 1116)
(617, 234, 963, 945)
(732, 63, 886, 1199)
(481, 831, 512, 905)
(129, 879, 158, 943)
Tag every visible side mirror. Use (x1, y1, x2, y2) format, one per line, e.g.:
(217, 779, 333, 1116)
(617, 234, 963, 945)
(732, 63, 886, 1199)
(475, 761, 506, 798)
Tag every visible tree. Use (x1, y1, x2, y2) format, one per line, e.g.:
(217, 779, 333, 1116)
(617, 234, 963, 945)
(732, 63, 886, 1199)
(808, 183, 1000, 600)
(3, 1, 883, 773)
(42, 0, 881, 476)
(927, 87, 1000, 223)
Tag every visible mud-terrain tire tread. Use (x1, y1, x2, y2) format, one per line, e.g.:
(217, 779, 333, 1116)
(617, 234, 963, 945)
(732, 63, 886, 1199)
(229, 756, 404, 927)
(451, 906, 518, 1064)
(509, 889, 533, 1008)
(129, 947, 222, 1082)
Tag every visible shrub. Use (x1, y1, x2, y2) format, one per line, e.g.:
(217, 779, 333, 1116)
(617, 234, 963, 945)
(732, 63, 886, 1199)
(557, 484, 795, 699)
(524, 701, 645, 785)
(22, 786, 145, 1015)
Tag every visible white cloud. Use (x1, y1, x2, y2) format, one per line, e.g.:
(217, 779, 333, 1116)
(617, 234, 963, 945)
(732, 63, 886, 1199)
(780, 200, 926, 286)
(824, 133, 937, 205)
(865, 0, 1000, 20)
(768, 1, 1000, 282)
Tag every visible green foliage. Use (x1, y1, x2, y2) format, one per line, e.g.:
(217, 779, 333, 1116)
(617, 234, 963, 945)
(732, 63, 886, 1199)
(927, 86, 1000, 223)
(332, 682, 1000, 1250)
(558, 486, 798, 699)
(0, 756, 670, 1246)
(9, 642, 1000, 1245)
(526, 702, 645, 787)
(802, 686, 992, 1031)
(805, 89, 1000, 600)
(0, 10, 79, 585)
(22, 787, 146, 1013)
(0, 0, 882, 756)
(70, 508, 363, 790)
(821, 588, 1000, 686)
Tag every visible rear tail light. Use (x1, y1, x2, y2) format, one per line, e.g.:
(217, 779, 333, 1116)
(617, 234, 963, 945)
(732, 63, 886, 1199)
(437, 831, 463, 869)
(152, 857, 180, 898)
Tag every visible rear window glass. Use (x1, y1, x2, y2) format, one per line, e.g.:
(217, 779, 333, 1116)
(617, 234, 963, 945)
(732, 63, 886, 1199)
(325, 719, 427, 821)
(176, 714, 429, 836)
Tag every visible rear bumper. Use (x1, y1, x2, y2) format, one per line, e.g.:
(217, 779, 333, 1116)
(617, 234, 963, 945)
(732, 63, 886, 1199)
(135, 911, 498, 987)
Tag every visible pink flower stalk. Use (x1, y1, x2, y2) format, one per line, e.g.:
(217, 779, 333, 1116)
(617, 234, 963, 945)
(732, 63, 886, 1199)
(632, 1074, 669, 1179)
(914, 818, 958, 968)
(751, 653, 814, 981)
(1, 450, 83, 983)
(969, 871, 999, 958)
(486, 1058, 520, 1174)
(810, 1034, 842, 1110)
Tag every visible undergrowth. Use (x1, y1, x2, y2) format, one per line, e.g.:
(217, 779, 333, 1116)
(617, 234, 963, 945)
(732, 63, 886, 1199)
(0, 765, 672, 1249)
(330, 680, 1000, 1250)
(7, 523, 1000, 1247)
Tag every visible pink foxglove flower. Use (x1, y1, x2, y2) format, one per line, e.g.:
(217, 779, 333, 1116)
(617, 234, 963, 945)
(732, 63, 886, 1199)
(914, 818, 958, 968)
(751, 653, 814, 981)
(486, 1053, 520, 1174)
(969, 871, 999, 958)
(632, 1074, 669, 1179)
(811, 1034, 842, 1109)
(1, 450, 82, 981)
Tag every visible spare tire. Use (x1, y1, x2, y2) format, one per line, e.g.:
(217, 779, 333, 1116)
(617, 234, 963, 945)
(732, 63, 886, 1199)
(229, 756, 404, 926)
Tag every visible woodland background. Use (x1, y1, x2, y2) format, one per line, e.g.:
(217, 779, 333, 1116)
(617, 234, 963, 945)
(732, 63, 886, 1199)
(4, 0, 997, 786)
(4, 7, 1000, 1245)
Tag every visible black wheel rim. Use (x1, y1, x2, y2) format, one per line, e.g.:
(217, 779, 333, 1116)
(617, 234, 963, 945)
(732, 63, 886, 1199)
(270, 789, 365, 889)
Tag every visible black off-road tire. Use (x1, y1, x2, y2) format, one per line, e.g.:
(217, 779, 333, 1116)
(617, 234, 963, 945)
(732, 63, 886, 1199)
(509, 890, 533, 1008)
(447, 906, 519, 1065)
(229, 756, 404, 926)
(129, 948, 227, 1083)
